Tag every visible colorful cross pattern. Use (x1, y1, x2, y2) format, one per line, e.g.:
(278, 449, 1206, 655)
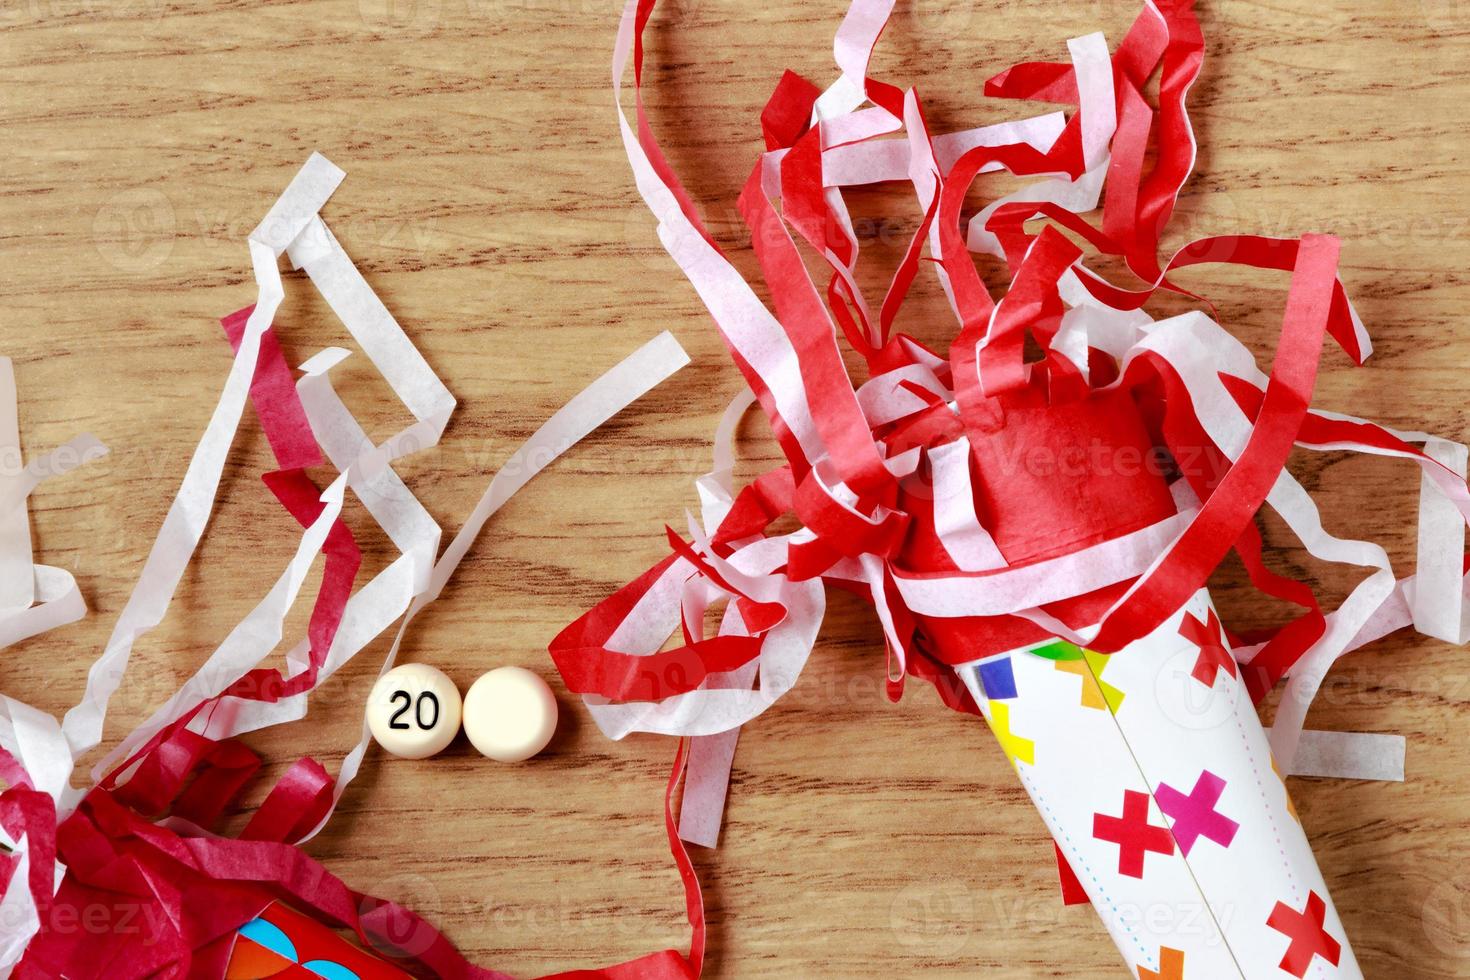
(1081, 649, 1125, 712)
(1032, 641, 1125, 712)
(1267, 891, 1342, 977)
(1179, 609, 1236, 688)
(977, 654, 1018, 700)
(1155, 770, 1239, 856)
(1029, 640, 1081, 664)
(1137, 946, 1185, 980)
(985, 700, 1035, 769)
(1093, 789, 1175, 878)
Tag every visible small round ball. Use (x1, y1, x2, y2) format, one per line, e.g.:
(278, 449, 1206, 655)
(367, 663, 463, 760)
(462, 666, 559, 762)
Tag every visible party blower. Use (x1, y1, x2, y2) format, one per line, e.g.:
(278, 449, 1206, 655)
(551, 1, 1470, 976)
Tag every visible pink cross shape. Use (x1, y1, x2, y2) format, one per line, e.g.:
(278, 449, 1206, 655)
(1155, 770, 1239, 856)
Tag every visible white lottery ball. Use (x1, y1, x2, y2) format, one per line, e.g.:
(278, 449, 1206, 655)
(367, 663, 463, 760)
(462, 666, 559, 763)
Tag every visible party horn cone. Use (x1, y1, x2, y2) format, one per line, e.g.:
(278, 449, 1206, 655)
(958, 590, 1360, 979)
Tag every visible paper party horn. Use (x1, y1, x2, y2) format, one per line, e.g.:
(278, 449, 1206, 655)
(549, 0, 1470, 976)
(957, 590, 1357, 978)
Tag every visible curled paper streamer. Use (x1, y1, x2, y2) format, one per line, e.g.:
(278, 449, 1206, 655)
(0, 155, 702, 978)
(0, 358, 108, 653)
(547, 0, 1470, 975)
(0, 359, 107, 974)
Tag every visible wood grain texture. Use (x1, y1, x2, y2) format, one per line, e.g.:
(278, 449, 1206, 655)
(3, 0, 1469, 976)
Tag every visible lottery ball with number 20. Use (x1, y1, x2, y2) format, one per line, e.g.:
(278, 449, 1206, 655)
(366, 663, 464, 760)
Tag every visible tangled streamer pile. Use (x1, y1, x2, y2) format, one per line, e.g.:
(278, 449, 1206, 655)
(550, 1, 1470, 976)
(1, 2, 1467, 979)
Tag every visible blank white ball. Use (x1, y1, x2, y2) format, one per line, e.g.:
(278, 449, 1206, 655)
(462, 666, 559, 762)
(367, 663, 463, 760)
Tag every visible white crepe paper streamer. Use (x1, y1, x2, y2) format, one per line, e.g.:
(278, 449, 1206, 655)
(1247, 411, 1470, 652)
(296, 349, 443, 565)
(674, 556, 758, 847)
(1278, 425, 1470, 639)
(0, 698, 73, 812)
(812, 74, 868, 129)
(1267, 729, 1406, 782)
(0, 358, 34, 614)
(677, 606, 757, 849)
(892, 509, 1194, 617)
(106, 147, 462, 766)
(1411, 436, 1468, 643)
(92, 154, 443, 778)
(928, 438, 1007, 572)
(0, 360, 108, 651)
(615, 0, 825, 472)
(0, 568, 84, 655)
(1056, 271, 1156, 361)
(676, 387, 816, 845)
(287, 218, 456, 478)
(195, 353, 442, 742)
(1331, 572, 1470, 667)
(0, 362, 106, 975)
(0, 412, 108, 812)
(820, 104, 902, 154)
(854, 364, 948, 428)
(100, 476, 348, 774)
(695, 390, 757, 538)
(813, 0, 896, 124)
(62, 153, 345, 766)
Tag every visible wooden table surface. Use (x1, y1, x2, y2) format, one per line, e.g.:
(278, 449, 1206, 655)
(4, 0, 1470, 976)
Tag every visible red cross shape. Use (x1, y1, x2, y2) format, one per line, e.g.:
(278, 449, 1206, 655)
(1180, 609, 1236, 688)
(1155, 770, 1239, 856)
(1093, 789, 1174, 878)
(1267, 891, 1342, 977)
